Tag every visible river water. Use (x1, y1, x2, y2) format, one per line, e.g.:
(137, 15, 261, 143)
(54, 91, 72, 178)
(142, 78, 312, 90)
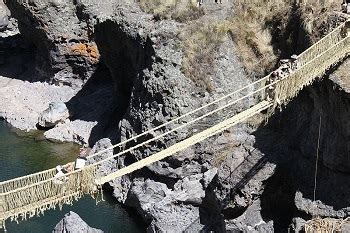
(0, 121, 145, 233)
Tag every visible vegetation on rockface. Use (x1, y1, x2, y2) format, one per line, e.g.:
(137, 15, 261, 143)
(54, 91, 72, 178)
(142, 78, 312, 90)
(138, 0, 342, 91)
(227, 0, 288, 76)
(179, 21, 230, 92)
(137, 0, 204, 22)
(298, 0, 342, 42)
(229, 0, 339, 75)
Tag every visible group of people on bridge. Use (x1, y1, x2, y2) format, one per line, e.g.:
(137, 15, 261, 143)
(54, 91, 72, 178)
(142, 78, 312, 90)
(265, 55, 298, 103)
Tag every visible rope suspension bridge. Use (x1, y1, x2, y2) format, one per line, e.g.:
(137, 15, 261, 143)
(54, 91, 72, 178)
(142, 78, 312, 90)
(0, 19, 349, 231)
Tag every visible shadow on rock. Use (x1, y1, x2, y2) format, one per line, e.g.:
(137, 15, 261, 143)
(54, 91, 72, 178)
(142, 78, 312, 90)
(0, 34, 42, 82)
(254, 78, 350, 230)
(66, 62, 121, 145)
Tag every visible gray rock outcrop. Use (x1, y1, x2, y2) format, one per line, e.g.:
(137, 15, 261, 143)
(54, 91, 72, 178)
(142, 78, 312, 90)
(225, 200, 274, 232)
(53, 211, 103, 233)
(125, 179, 205, 232)
(5, 0, 102, 85)
(38, 102, 70, 128)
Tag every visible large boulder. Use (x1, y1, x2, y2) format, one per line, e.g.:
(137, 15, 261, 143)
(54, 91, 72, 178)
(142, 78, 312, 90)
(125, 179, 204, 232)
(38, 102, 70, 128)
(53, 211, 103, 233)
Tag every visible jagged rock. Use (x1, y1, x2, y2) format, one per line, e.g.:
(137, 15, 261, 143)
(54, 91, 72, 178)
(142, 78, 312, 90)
(210, 127, 276, 212)
(202, 168, 218, 188)
(125, 179, 204, 232)
(89, 138, 118, 177)
(38, 102, 70, 128)
(126, 179, 172, 220)
(89, 138, 114, 163)
(5, 0, 103, 84)
(88, 138, 131, 202)
(225, 200, 274, 232)
(146, 203, 202, 233)
(294, 191, 347, 218)
(173, 174, 205, 205)
(146, 160, 204, 179)
(110, 175, 132, 203)
(53, 211, 103, 233)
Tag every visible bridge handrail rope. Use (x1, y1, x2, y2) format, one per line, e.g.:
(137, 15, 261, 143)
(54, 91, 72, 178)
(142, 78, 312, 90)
(0, 72, 269, 193)
(92, 22, 349, 183)
(93, 31, 350, 180)
(296, 20, 348, 66)
(0, 77, 278, 197)
(0, 19, 349, 229)
(276, 35, 350, 105)
(0, 79, 276, 224)
(0, 99, 272, 225)
(95, 101, 273, 185)
(0, 48, 341, 221)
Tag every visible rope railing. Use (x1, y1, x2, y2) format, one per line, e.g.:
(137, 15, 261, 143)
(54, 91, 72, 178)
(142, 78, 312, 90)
(0, 75, 269, 194)
(296, 20, 348, 66)
(0, 165, 97, 224)
(93, 31, 350, 185)
(0, 18, 349, 230)
(0, 77, 273, 226)
(0, 76, 273, 194)
(276, 36, 350, 105)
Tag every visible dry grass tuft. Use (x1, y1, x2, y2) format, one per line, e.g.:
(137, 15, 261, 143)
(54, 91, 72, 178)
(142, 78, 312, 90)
(180, 21, 230, 92)
(224, 0, 339, 75)
(141, 0, 341, 92)
(228, 0, 293, 75)
(297, 0, 340, 42)
(138, 0, 204, 22)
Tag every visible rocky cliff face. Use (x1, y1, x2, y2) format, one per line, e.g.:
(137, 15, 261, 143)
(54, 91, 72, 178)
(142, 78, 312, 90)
(4, 0, 258, 230)
(3, 0, 350, 232)
(254, 58, 350, 230)
(266, 59, 350, 174)
(5, 0, 101, 87)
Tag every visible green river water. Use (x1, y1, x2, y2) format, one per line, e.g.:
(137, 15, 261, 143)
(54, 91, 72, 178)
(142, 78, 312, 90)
(0, 121, 145, 233)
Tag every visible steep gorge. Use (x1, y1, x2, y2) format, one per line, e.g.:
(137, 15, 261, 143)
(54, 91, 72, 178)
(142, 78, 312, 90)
(1, 0, 350, 232)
